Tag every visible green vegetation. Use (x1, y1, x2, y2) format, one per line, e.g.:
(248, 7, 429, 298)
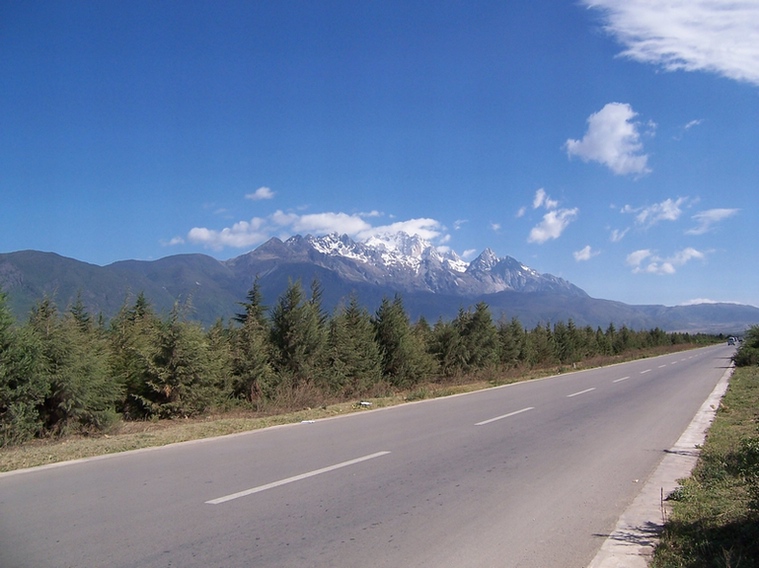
(0, 281, 721, 455)
(652, 330, 759, 567)
(733, 326, 759, 368)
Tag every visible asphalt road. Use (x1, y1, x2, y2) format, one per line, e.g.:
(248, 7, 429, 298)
(0, 345, 734, 568)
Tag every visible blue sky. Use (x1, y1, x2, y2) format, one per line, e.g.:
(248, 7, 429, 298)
(1, 1, 757, 308)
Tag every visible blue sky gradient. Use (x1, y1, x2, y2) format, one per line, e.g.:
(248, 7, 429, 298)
(1, 1, 757, 307)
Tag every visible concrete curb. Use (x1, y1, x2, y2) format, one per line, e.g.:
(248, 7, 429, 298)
(587, 364, 733, 567)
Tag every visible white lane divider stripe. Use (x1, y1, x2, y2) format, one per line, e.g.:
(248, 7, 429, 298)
(475, 406, 535, 426)
(640, 369, 652, 374)
(206, 451, 391, 505)
(613, 376, 630, 383)
(567, 387, 596, 398)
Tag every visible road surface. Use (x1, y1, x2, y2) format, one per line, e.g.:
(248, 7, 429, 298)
(0, 345, 733, 567)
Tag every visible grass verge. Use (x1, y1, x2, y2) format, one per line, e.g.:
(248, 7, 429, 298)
(651, 365, 759, 567)
(0, 344, 703, 474)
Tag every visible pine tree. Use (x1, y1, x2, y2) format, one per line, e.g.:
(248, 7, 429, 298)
(373, 295, 434, 388)
(553, 321, 575, 364)
(498, 316, 525, 369)
(604, 323, 617, 354)
(29, 298, 121, 435)
(135, 304, 218, 418)
(231, 309, 276, 402)
(581, 325, 599, 358)
(524, 323, 557, 367)
(269, 280, 327, 389)
(429, 319, 466, 377)
(69, 291, 92, 333)
(454, 302, 499, 372)
(597, 326, 612, 355)
(205, 318, 235, 400)
(108, 294, 160, 418)
(234, 277, 267, 326)
(0, 291, 47, 445)
(325, 295, 382, 395)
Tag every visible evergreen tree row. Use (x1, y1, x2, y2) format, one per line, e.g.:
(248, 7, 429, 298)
(0, 281, 717, 446)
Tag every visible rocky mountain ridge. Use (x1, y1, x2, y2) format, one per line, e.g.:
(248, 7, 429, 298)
(242, 232, 588, 298)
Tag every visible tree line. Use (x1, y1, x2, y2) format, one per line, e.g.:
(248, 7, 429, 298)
(0, 279, 717, 446)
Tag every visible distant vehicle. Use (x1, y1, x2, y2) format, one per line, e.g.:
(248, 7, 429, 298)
(728, 337, 736, 346)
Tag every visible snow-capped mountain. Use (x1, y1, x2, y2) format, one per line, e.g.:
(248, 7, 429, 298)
(305, 232, 468, 273)
(247, 232, 588, 298)
(4, 236, 758, 331)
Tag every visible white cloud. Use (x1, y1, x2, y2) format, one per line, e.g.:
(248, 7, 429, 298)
(358, 218, 446, 242)
(187, 217, 270, 250)
(672, 247, 706, 265)
(274, 210, 373, 236)
(528, 208, 579, 244)
(679, 298, 741, 306)
(516, 206, 527, 218)
(675, 119, 704, 140)
(490, 222, 501, 232)
(686, 208, 739, 235)
(565, 102, 651, 176)
(610, 227, 629, 242)
(622, 197, 689, 227)
(574, 245, 599, 261)
(582, 0, 759, 87)
(183, 211, 450, 252)
(533, 188, 559, 210)
(526, 189, 578, 244)
(626, 248, 652, 267)
(684, 119, 703, 130)
(462, 248, 478, 260)
(245, 186, 275, 200)
(626, 247, 706, 275)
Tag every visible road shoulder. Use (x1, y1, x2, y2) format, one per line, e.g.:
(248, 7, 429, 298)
(587, 363, 733, 567)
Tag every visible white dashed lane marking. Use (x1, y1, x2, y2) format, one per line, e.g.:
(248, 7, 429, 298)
(206, 451, 392, 505)
(567, 388, 596, 398)
(476, 406, 535, 426)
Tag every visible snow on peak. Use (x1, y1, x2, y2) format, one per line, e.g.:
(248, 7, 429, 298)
(293, 231, 581, 295)
(304, 231, 542, 278)
(304, 234, 372, 266)
(364, 232, 428, 257)
(304, 231, 469, 273)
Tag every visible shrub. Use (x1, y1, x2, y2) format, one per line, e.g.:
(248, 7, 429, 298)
(733, 326, 759, 367)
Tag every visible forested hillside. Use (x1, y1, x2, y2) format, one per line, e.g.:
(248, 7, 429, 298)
(0, 281, 719, 447)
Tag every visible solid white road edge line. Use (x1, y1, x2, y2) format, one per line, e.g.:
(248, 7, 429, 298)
(475, 406, 535, 426)
(567, 387, 596, 398)
(205, 451, 392, 505)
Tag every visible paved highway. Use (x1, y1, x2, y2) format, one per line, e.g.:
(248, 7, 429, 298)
(0, 345, 733, 567)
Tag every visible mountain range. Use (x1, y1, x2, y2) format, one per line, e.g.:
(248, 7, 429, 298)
(1, 232, 756, 333)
